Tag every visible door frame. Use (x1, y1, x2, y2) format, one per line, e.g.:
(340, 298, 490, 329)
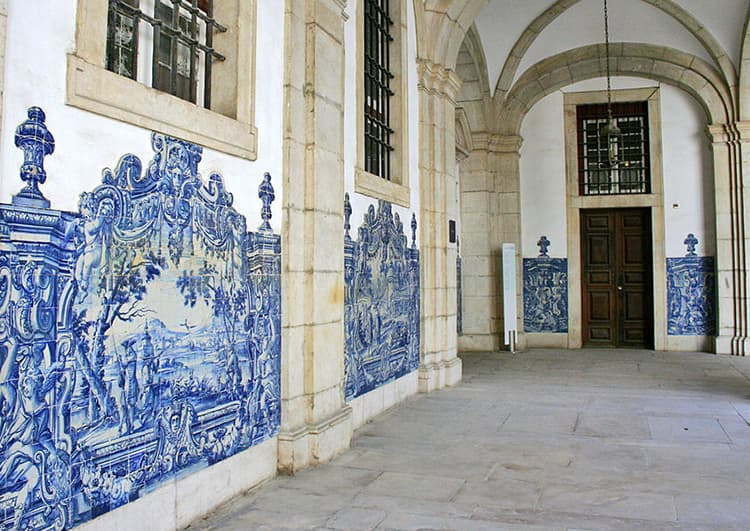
(564, 87, 667, 350)
(580, 207, 655, 348)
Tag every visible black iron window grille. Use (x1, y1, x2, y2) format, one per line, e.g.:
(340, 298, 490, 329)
(106, 0, 226, 108)
(364, 0, 395, 181)
(577, 101, 650, 196)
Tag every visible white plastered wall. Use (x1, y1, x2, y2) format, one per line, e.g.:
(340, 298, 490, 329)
(343, 0, 421, 426)
(519, 76, 714, 350)
(0, 1, 285, 528)
(0, 0, 284, 227)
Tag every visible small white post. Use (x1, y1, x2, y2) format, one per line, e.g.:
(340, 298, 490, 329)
(502, 243, 517, 353)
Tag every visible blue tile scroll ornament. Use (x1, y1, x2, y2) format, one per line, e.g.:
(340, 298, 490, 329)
(344, 198, 420, 401)
(523, 257, 568, 333)
(0, 107, 281, 530)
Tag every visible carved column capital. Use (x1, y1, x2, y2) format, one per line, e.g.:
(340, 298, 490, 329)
(417, 59, 462, 103)
(489, 134, 524, 155)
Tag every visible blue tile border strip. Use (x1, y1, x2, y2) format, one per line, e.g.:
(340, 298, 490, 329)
(344, 196, 420, 401)
(523, 258, 568, 333)
(667, 256, 716, 336)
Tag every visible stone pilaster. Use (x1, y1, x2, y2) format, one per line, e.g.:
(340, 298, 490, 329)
(417, 59, 463, 391)
(709, 122, 750, 355)
(457, 133, 501, 352)
(490, 134, 526, 351)
(278, 0, 351, 473)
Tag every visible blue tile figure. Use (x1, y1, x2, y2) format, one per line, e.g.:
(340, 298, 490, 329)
(0, 108, 281, 530)
(344, 200, 420, 401)
(523, 258, 568, 333)
(667, 256, 716, 335)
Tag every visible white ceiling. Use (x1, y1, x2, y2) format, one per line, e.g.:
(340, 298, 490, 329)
(473, 0, 748, 96)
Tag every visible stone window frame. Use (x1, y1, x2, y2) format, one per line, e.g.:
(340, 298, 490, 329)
(66, 0, 257, 160)
(355, 0, 410, 207)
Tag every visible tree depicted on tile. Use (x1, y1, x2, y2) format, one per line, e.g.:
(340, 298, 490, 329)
(344, 198, 420, 401)
(667, 234, 715, 335)
(0, 107, 281, 530)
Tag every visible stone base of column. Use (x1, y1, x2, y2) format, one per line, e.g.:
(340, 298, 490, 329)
(458, 333, 501, 352)
(418, 356, 462, 393)
(277, 406, 352, 474)
(714, 334, 749, 355)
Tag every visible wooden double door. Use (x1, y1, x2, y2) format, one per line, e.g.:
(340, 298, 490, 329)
(581, 208, 653, 348)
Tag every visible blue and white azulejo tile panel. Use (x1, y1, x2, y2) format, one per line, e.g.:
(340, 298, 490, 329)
(343, 196, 420, 401)
(0, 107, 281, 530)
(523, 258, 568, 333)
(667, 256, 716, 335)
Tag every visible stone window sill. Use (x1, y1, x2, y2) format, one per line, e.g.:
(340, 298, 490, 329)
(355, 167, 410, 207)
(66, 54, 257, 160)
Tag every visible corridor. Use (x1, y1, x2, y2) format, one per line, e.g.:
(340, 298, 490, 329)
(192, 349, 750, 530)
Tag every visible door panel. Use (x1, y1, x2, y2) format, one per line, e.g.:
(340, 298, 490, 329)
(581, 208, 653, 348)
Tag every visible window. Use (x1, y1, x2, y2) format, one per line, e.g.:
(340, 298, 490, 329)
(364, 0, 394, 181)
(356, 0, 410, 207)
(67, 0, 257, 160)
(106, 0, 225, 107)
(577, 102, 650, 196)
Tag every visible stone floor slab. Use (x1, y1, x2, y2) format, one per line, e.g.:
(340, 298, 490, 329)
(191, 349, 750, 530)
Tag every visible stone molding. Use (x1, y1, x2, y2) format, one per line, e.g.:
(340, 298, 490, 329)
(277, 406, 353, 474)
(417, 59, 462, 103)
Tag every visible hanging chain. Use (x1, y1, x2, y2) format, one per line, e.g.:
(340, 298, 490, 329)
(604, 0, 613, 111)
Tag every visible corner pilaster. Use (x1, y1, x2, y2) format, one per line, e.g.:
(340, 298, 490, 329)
(279, 0, 352, 473)
(417, 59, 463, 392)
(489, 134, 526, 351)
(709, 121, 750, 355)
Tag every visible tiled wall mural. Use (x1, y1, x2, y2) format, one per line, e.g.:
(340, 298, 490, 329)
(0, 108, 281, 530)
(344, 195, 420, 401)
(523, 236, 568, 333)
(667, 234, 716, 335)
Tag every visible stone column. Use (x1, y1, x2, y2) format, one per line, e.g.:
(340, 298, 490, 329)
(709, 122, 750, 355)
(491, 134, 526, 351)
(458, 134, 501, 351)
(278, 0, 352, 473)
(417, 59, 463, 391)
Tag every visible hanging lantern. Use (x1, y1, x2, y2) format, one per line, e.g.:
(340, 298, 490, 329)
(600, 0, 620, 168)
(600, 109, 621, 167)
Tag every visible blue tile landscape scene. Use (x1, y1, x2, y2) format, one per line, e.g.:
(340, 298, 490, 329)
(344, 195, 420, 401)
(667, 256, 716, 335)
(0, 108, 281, 530)
(523, 258, 568, 333)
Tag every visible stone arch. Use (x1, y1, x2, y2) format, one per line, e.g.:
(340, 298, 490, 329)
(455, 25, 492, 134)
(419, 0, 487, 67)
(737, 3, 750, 119)
(492, 0, 737, 117)
(497, 43, 733, 135)
(455, 107, 473, 160)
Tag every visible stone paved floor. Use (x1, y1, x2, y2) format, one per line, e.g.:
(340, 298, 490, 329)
(190, 349, 750, 530)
